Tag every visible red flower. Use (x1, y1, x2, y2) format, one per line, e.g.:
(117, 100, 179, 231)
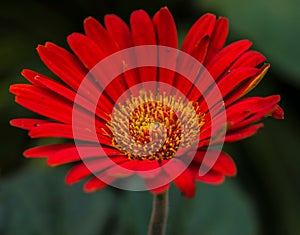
(10, 7, 283, 198)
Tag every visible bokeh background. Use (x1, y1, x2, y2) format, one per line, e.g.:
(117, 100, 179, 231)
(1, 0, 299, 235)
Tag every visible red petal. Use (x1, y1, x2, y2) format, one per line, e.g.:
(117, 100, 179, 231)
(272, 105, 284, 119)
(84, 177, 108, 192)
(10, 84, 109, 133)
(37, 43, 87, 90)
(205, 17, 229, 62)
(225, 123, 264, 142)
(135, 160, 164, 173)
(27, 123, 100, 142)
(181, 13, 216, 54)
(10, 118, 52, 130)
(149, 183, 170, 195)
(65, 156, 126, 185)
(130, 10, 156, 46)
(189, 35, 210, 63)
(144, 169, 171, 191)
(21, 69, 43, 86)
(47, 146, 121, 166)
(22, 70, 75, 100)
(229, 50, 266, 70)
(226, 95, 281, 128)
(67, 33, 105, 69)
(241, 64, 270, 96)
(104, 14, 134, 49)
(130, 10, 157, 84)
(102, 160, 137, 178)
(26, 122, 112, 146)
(153, 7, 178, 89)
(65, 163, 92, 184)
(206, 40, 252, 80)
(20, 70, 111, 117)
(174, 169, 196, 198)
(192, 151, 237, 176)
(67, 34, 118, 103)
(84, 17, 119, 55)
(24, 144, 120, 166)
(68, 33, 130, 105)
(194, 170, 225, 184)
(11, 84, 73, 124)
(189, 164, 225, 184)
(173, 36, 210, 99)
(224, 64, 270, 106)
(104, 14, 141, 87)
(83, 158, 135, 192)
(163, 159, 186, 179)
(153, 7, 177, 48)
(24, 144, 73, 158)
(214, 67, 259, 98)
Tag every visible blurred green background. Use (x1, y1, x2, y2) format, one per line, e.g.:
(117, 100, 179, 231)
(1, 0, 299, 234)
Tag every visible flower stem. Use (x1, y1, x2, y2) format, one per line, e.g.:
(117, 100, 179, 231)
(147, 190, 169, 235)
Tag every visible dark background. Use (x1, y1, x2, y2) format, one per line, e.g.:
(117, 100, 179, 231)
(1, 0, 299, 235)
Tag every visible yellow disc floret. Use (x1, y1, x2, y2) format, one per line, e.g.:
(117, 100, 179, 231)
(108, 90, 204, 162)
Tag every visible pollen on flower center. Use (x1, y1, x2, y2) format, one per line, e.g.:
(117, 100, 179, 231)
(108, 90, 205, 162)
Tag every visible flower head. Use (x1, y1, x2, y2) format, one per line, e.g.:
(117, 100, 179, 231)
(10, 7, 283, 198)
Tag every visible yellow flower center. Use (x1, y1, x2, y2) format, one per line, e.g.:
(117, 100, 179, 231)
(108, 91, 204, 162)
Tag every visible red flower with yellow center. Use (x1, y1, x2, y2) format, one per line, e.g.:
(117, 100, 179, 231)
(10, 7, 283, 198)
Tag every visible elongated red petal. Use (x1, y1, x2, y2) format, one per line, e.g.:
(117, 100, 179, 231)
(84, 177, 109, 192)
(21, 69, 111, 117)
(225, 123, 264, 142)
(22, 70, 75, 100)
(224, 64, 270, 106)
(104, 14, 134, 49)
(153, 7, 178, 88)
(10, 118, 53, 131)
(24, 144, 74, 158)
(229, 50, 266, 70)
(84, 17, 119, 55)
(37, 43, 87, 90)
(104, 14, 141, 87)
(226, 95, 281, 128)
(145, 169, 171, 193)
(192, 151, 237, 176)
(153, 7, 178, 48)
(174, 169, 196, 198)
(272, 105, 284, 119)
(11, 85, 73, 124)
(67, 33, 105, 69)
(130, 10, 157, 84)
(131, 10, 156, 46)
(149, 183, 170, 195)
(205, 17, 229, 62)
(67, 33, 131, 106)
(194, 170, 225, 184)
(173, 36, 210, 100)
(47, 146, 121, 166)
(181, 13, 216, 54)
(65, 156, 127, 185)
(65, 163, 92, 184)
(206, 40, 252, 80)
(204, 67, 259, 104)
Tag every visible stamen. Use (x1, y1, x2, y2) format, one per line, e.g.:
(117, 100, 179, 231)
(108, 90, 205, 161)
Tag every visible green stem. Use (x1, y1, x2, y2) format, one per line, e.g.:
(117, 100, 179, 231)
(147, 190, 169, 235)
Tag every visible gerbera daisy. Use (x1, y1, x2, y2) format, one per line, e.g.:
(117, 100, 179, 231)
(10, 7, 283, 198)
